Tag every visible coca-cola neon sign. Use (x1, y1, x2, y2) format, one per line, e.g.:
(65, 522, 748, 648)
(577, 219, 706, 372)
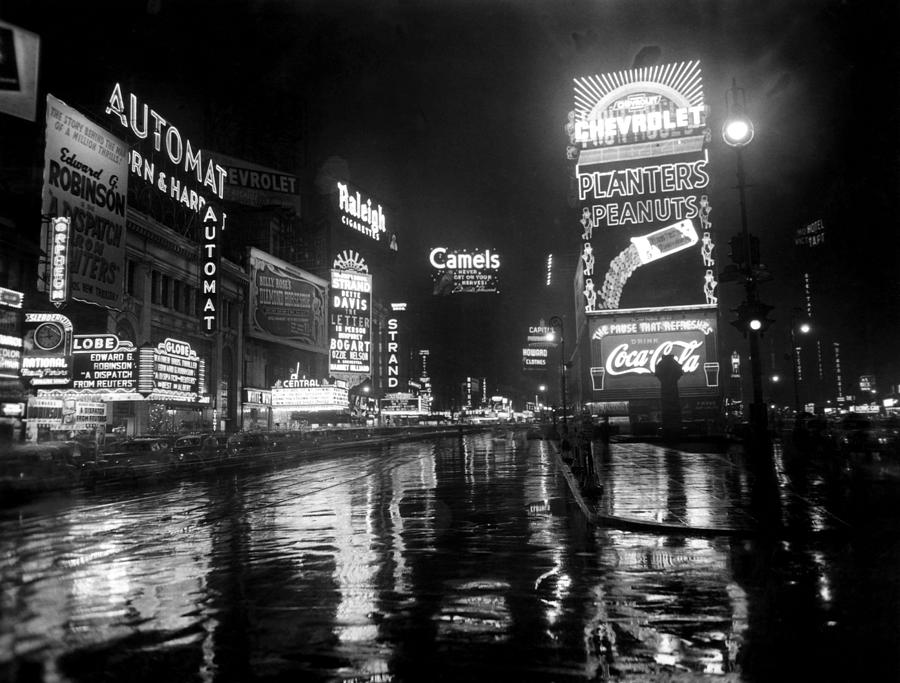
(605, 339, 703, 376)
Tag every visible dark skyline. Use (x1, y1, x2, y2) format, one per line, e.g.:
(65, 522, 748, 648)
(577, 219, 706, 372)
(2, 0, 898, 402)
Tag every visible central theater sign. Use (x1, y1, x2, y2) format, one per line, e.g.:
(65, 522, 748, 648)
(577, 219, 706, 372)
(588, 305, 719, 398)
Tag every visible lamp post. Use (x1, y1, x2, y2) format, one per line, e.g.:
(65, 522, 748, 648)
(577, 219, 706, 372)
(547, 316, 568, 435)
(723, 79, 768, 443)
(789, 308, 811, 420)
(536, 383, 546, 420)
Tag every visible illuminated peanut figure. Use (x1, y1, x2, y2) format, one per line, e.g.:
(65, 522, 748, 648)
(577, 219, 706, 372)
(581, 242, 595, 276)
(698, 194, 712, 231)
(583, 278, 597, 312)
(580, 206, 594, 240)
(701, 231, 715, 267)
(703, 269, 718, 304)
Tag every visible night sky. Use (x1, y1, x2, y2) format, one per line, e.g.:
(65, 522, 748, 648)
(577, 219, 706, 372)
(3, 0, 899, 402)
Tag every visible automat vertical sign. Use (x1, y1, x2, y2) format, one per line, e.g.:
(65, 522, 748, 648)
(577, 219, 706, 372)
(200, 206, 224, 334)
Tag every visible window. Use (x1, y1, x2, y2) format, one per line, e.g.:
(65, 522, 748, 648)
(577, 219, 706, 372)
(161, 275, 171, 308)
(173, 281, 182, 312)
(151, 270, 160, 304)
(125, 260, 136, 295)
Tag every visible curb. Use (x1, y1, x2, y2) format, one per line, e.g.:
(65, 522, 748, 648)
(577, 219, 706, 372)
(544, 439, 757, 538)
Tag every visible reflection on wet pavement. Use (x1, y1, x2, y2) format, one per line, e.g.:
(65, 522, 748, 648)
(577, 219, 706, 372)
(1, 432, 898, 681)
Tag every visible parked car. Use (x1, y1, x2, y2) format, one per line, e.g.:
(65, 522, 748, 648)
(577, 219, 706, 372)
(104, 437, 177, 465)
(226, 432, 270, 457)
(831, 416, 896, 456)
(173, 434, 228, 462)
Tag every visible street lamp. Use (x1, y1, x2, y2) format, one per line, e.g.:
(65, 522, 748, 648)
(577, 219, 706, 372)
(535, 384, 546, 419)
(724, 78, 769, 443)
(789, 308, 811, 420)
(547, 316, 568, 434)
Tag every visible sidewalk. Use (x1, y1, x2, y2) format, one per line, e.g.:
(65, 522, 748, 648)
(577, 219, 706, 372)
(544, 436, 853, 537)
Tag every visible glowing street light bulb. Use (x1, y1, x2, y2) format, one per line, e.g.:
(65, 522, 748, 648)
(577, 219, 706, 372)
(799, 322, 811, 334)
(545, 331, 555, 342)
(723, 116, 754, 147)
(749, 318, 763, 331)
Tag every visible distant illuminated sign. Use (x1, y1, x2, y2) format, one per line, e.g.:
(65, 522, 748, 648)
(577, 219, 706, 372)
(0, 287, 23, 309)
(138, 338, 205, 402)
(47, 217, 70, 305)
(522, 347, 548, 371)
(0, 289, 23, 380)
(330, 251, 372, 377)
(430, 248, 501, 294)
(337, 181, 387, 241)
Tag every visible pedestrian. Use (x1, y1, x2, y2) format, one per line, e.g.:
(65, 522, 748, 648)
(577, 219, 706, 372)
(203, 433, 219, 460)
(598, 416, 612, 461)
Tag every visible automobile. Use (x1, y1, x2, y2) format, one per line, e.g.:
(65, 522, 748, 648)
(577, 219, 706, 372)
(831, 416, 896, 456)
(173, 434, 228, 462)
(103, 437, 177, 465)
(226, 432, 270, 457)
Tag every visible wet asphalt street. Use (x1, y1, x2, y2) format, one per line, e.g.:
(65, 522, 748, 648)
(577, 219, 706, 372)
(1, 430, 899, 682)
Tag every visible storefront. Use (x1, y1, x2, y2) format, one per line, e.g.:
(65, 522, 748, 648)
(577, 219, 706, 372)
(241, 387, 272, 431)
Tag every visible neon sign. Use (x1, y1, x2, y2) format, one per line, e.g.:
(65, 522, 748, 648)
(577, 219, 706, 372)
(138, 337, 204, 401)
(429, 248, 500, 270)
(337, 181, 386, 240)
(330, 252, 372, 377)
(105, 83, 226, 213)
(71, 333, 138, 394)
(48, 216, 70, 304)
(200, 206, 223, 334)
(572, 61, 707, 150)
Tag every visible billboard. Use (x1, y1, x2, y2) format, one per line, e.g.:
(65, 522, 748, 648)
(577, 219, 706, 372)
(569, 61, 715, 311)
(248, 248, 328, 352)
(588, 305, 719, 402)
(522, 347, 548, 371)
(138, 338, 206, 403)
(41, 95, 129, 310)
(329, 250, 372, 381)
(0, 21, 40, 121)
(430, 247, 501, 295)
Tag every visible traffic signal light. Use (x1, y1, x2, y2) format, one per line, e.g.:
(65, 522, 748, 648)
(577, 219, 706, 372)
(728, 234, 760, 267)
(731, 300, 774, 337)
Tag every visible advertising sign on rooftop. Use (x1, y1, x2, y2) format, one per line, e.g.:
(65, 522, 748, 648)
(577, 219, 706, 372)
(430, 247, 501, 295)
(569, 61, 715, 312)
(248, 248, 328, 353)
(41, 95, 129, 311)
